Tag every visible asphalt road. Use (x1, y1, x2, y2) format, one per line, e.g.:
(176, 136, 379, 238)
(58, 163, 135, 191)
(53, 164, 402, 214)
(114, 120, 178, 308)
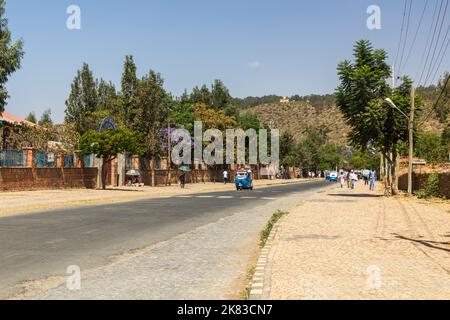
(0, 180, 329, 299)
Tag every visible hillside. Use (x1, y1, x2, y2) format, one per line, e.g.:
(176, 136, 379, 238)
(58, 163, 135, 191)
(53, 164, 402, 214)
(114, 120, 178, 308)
(250, 101, 350, 146)
(238, 82, 448, 147)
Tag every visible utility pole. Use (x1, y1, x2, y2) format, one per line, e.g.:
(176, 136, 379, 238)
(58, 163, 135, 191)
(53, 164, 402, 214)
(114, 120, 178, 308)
(408, 87, 415, 196)
(385, 84, 415, 196)
(391, 65, 395, 88)
(167, 112, 172, 186)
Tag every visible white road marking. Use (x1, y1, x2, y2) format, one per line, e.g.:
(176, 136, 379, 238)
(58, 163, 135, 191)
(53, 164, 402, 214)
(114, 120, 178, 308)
(44, 238, 67, 245)
(218, 196, 234, 199)
(261, 197, 276, 200)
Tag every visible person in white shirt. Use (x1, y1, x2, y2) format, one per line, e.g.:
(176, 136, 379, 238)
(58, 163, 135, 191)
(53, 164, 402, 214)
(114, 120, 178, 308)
(350, 171, 358, 189)
(223, 170, 229, 184)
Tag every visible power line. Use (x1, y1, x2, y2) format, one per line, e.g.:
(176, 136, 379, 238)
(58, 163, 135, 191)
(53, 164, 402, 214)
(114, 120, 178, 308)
(418, 0, 446, 86)
(400, 0, 429, 76)
(416, 0, 441, 85)
(418, 74, 450, 126)
(430, 29, 450, 84)
(394, 0, 408, 69)
(398, 0, 413, 75)
(424, 0, 449, 85)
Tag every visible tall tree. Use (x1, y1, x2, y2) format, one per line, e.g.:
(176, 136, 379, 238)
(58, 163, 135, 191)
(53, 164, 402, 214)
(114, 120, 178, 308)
(97, 79, 117, 111)
(65, 63, 98, 135)
(336, 40, 417, 194)
(211, 79, 236, 116)
(0, 0, 25, 113)
(191, 85, 212, 106)
(134, 70, 168, 160)
(435, 72, 449, 123)
(38, 109, 53, 126)
(120, 55, 138, 126)
(25, 112, 37, 124)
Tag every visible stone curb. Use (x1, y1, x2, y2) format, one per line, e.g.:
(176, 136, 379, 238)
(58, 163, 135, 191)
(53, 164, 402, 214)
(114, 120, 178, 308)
(248, 223, 281, 300)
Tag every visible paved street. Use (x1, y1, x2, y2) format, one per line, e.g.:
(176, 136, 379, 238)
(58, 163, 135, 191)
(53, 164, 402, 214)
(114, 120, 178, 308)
(0, 180, 329, 299)
(265, 184, 450, 300)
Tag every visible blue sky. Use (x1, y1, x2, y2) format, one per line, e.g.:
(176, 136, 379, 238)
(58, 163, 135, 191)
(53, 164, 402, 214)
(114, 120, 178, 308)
(4, 0, 450, 122)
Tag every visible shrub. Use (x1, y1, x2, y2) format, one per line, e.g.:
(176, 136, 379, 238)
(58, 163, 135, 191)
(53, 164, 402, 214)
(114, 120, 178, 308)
(260, 210, 288, 247)
(425, 172, 441, 198)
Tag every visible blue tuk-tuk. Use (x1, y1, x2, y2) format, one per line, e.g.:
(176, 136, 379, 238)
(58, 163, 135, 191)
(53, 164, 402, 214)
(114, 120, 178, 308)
(236, 169, 253, 191)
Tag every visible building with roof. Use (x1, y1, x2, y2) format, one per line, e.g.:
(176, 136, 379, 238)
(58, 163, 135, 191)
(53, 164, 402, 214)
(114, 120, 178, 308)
(0, 111, 37, 150)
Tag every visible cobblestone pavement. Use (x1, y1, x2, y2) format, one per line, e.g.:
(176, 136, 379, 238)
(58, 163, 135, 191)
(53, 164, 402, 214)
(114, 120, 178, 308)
(0, 179, 312, 218)
(267, 183, 450, 300)
(13, 184, 324, 300)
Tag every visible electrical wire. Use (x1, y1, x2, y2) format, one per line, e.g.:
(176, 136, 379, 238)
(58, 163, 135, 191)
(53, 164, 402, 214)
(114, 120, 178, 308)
(416, 0, 441, 85)
(398, 0, 413, 76)
(424, 0, 449, 85)
(400, 0, 429, 76)
(418, 0, 446, 86)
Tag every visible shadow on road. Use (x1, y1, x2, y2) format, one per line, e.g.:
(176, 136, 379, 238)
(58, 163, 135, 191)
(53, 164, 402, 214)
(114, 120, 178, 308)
(394, 234, 450, 253)
(328, 193, 382, 199)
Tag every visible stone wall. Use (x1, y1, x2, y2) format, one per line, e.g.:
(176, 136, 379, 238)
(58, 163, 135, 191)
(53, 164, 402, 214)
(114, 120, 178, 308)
(398, 172, 450, 198)
(0, 167, 98, 191)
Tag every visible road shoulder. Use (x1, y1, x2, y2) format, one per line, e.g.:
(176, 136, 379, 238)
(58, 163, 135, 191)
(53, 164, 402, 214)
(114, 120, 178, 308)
(254, 183, 450, 300)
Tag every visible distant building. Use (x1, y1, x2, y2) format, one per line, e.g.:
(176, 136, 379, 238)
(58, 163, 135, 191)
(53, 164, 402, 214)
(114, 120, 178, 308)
(279, 97, 290, 104)
(0, 111, 36, 150)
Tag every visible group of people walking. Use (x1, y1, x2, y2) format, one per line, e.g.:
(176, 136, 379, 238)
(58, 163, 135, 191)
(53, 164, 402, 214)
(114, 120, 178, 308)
(339, 169, 377, 191)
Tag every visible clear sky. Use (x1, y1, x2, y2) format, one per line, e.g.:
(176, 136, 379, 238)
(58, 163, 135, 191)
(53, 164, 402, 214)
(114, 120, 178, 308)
(4, 0, 450, 122)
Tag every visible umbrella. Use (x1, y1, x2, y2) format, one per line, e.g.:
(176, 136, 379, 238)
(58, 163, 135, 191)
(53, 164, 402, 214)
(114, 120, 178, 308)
(126, 169, 141, 176)
(178, 165, 191, 172)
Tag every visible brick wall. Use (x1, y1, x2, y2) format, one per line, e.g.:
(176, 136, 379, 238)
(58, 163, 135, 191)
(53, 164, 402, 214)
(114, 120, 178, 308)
(140, 169, 238, 186)
(0, 167, 98, 192)
(398, 172, 450, 198)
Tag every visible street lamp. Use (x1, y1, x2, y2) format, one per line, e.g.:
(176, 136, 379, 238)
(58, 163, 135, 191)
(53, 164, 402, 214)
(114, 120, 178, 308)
(384, 89, 415, 196)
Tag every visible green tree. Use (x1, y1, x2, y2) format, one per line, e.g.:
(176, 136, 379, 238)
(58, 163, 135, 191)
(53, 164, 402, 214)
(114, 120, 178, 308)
(134, 70, 168, 161)
(442, 124, 450, 156)
(97, 79, 117, 112)
(0, 0, 24, 113)
(318, 144, 343, 172)
(191, 85, 212, 106)
(434, 72, 449, 123)
(280, 132, 296, 168)
(65, 63, 98, 135)
(38, 109, 53, 126)
(120, 55, 138, 126)
(169, 99, 196, 132)
(211, 79, 237, 117)
(79, 127, 143, 189)
(25, 112, 37, 124)
(237, 111, 262, 130)
(416, 132, 446, 164)
(336, 40, 417, 194)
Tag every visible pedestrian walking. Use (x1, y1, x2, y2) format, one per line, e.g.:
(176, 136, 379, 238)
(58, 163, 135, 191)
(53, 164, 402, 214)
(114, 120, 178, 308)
(369, 170, 376, 191)
(179, 172, 186, 189)
(339, 172, 345, 188)
(350, 171, 358, 190)
(223, 170, 229, 184)
(346, 171, 351, 188)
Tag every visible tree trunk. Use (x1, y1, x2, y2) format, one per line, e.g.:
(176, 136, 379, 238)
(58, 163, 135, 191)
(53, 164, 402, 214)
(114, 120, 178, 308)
(101, 157, 107, 190)
(150, 157, 155, 187)
(391, 147, 399, 195)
